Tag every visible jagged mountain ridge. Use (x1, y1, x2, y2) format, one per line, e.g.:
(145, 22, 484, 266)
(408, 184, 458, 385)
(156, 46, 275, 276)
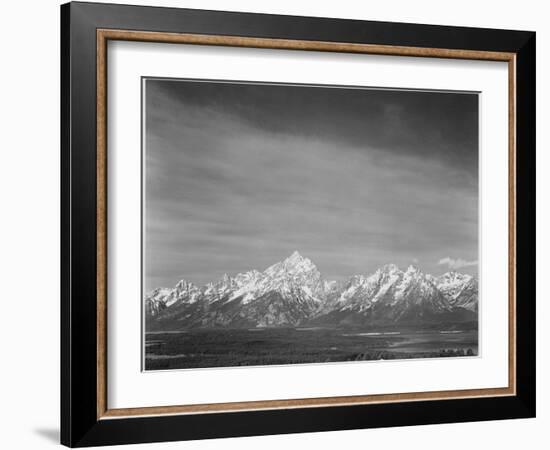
(146, 251, 478, 329)
(436, 271, 479, 312)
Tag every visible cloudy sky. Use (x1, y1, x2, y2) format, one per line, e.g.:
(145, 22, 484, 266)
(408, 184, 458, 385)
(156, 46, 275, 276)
(144, 78, 478, 290)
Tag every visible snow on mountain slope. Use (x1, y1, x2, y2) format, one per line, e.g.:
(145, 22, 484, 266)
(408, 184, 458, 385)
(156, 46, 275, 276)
(436, 272, 478, 312)
(437, 272, 472, 301)
(144, 287, 171, 317)
(320, 264, 456, 325)
(146, 252, 478, 328)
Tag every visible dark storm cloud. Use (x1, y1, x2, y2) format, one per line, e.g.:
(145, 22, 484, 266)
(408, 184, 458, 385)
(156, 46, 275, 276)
(144, 79, 478, 290)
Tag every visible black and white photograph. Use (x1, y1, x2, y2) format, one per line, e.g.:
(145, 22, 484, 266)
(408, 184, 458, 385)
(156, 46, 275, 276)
(143, 78, 479, 371)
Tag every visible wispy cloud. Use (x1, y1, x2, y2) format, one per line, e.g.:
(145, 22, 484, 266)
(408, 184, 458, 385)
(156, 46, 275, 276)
(438, 257, 478, 270)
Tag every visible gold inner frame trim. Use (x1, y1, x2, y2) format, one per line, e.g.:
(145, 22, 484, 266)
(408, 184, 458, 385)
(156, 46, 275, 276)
(96, 28, 517, 420)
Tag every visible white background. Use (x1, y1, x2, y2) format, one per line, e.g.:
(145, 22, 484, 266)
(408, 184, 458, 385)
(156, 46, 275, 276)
(109, 42, 509, 408)
(0, 0, 546, 449)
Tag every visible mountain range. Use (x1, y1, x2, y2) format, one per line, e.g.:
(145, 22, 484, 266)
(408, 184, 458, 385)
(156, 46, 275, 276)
(145, 251, 478, 330)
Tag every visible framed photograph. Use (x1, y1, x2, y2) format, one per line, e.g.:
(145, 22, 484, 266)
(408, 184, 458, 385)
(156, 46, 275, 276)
(61, 2, 536, 447)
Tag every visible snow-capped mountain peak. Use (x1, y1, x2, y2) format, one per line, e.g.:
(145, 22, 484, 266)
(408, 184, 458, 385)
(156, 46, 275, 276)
(437, 272, 474, 298)
(265, 251, 317, 276)
(286, 250, 306, 264)
(146, 254, 478, 328)
(436, 271, 477, 311)
(438, 271, 472, 284)
(380, 263, 401, 274)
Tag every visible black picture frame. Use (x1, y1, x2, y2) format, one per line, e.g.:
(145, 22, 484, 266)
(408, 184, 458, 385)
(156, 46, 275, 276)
(61, 1, 536, 447)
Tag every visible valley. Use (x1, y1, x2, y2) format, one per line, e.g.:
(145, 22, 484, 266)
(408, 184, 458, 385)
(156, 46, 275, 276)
(144, 326, 478, 370)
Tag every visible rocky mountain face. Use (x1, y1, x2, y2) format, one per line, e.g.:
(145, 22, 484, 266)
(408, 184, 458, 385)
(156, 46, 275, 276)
(145, 252, 478, 330)
(436, 272, 479, 312)
(144, 287, 172, 317)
